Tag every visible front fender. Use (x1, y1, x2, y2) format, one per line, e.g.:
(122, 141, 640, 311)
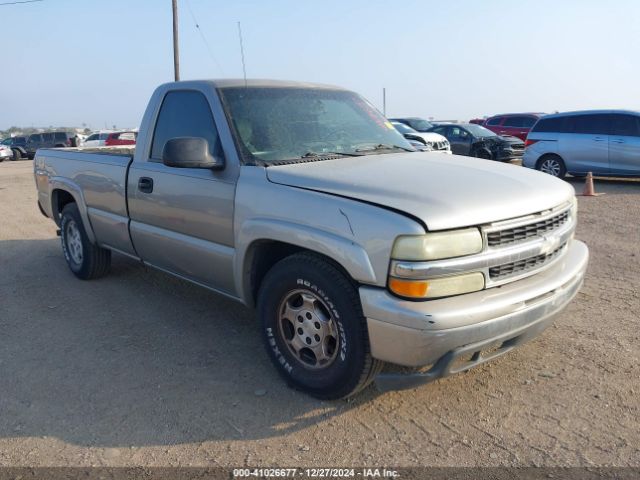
(235, 218, 377, 305)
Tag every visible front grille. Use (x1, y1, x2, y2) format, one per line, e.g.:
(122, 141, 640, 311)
(429, 141, 448, 151)
(489, 244, 565, 280)
(487, 210, 569, 247)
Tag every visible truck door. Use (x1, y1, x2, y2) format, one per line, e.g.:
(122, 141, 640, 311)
(127, 89, 238, 297)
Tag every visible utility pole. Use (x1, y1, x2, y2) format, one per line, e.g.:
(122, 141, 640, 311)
(172, 0, 180, 81)
(382, 88, 386, 116)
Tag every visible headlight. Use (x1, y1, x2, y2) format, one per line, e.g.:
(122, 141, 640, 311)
(388, 272, 485, 299)
(388, 228, 485, 299)
(391, 228, 483, 261)
(570, 196, 578, 219)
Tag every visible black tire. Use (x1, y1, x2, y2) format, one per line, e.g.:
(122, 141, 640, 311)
(536, 154, 567, 179)
(60, 203, 111, 280)
(257, 252, 383, 399)
(474, 148, 492, 160)
(12, 149, 22, 161)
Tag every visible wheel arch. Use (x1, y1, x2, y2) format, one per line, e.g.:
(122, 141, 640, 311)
(236, 219, 378, 308)
(49, 179, 96, 243)
(473, 145, 493, 159)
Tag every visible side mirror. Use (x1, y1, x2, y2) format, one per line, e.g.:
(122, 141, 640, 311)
(162, 137, 225, 170)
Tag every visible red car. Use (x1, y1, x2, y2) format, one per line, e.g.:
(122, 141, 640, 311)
(104, 131, 137, 146)
(481, 113, 545, 141)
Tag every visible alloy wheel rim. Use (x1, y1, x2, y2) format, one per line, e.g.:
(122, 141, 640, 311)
(277, 289, 339, 370)
(540, 159, 560, 176)
(65, 220, 83, 265)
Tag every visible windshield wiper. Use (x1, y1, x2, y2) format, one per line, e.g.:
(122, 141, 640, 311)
(355, 143, 414, 153)
(301, 151, 363, 158)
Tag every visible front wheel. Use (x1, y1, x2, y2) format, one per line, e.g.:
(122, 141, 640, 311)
(60, 203, 111, 279)
(12, 149, 22, 161)
(257, 253, 383, 399)
(474, 148, 492, 160)
(537, 155, 566, 179)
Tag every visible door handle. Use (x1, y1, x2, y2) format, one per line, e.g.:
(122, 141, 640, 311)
(138, 177, 154, 193)
(611, 139, 625, 144)
(593, 137, 606, 142)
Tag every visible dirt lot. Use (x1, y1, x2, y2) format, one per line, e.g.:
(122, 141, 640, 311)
(0, 160, 638, 468)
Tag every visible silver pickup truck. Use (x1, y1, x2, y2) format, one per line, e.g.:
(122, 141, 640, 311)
(34, 79, 589, 399)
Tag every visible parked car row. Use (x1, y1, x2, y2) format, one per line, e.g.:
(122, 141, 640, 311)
(1, 129, 138, 161)
(5, 107, 639, 179)
(429, 123, 524, 161)
(389, 121, 451, 153)
(390, 117, 523, 162)
(82, 131, 137, 147)
(1, 131, 76, 160)
(393, 109, 640, 178)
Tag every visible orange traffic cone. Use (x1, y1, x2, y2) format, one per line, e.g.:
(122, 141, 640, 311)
(578, 172, 604, 197)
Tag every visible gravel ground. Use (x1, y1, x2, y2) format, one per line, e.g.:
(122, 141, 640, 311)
(0, 160, 638, 468)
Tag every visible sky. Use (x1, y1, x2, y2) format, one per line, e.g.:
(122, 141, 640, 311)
(1, 0, 640, 130)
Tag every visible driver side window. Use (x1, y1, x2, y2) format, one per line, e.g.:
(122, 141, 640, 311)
(151, 90, 222, 161)
(451, 127, 468, 139)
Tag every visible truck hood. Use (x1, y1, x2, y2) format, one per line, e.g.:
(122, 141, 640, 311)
(266, 152, 574, 230)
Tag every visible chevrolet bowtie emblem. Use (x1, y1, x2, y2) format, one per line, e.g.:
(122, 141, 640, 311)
(541, 235, 560, 255)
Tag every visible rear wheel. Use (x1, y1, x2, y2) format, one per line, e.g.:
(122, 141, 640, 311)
(257, 252, 383, 399)
(537, 154, 566, 179)
(12, 149, 22, 161)
(60, 203, 111, 280)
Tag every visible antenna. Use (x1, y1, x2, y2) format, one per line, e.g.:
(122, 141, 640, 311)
(237, 21, 247, 87)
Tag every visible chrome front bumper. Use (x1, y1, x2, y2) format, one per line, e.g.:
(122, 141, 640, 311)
(360, 240, 589, 391)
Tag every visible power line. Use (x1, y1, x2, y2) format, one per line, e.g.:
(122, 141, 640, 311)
(0, 0, 43, 5)
(184, 0, 225, 75)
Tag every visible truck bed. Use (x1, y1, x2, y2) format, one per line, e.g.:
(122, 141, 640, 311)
(35, 147, 136, 256)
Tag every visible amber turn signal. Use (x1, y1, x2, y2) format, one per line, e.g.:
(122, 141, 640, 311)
(388, 278, 430, 299)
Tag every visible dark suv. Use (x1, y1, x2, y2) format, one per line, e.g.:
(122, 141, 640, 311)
(25, 131, 76, 159)
(1, 136, 28, 160)
(429, 123, 524, 161)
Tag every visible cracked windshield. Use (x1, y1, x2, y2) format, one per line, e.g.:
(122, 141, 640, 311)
(220, 87, 414, 164)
